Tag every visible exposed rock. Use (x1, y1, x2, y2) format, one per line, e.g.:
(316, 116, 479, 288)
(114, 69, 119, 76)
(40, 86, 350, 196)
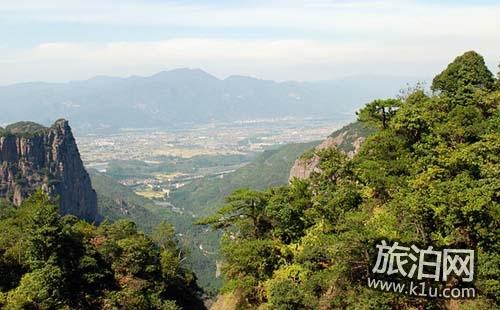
(289, 122, 373, 181)
(0, 119, 98, 222)
(288, 153, 322, 181)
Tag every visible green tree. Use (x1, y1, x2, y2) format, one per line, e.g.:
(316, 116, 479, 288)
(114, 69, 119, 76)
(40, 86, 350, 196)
(432, 51, 495, 97)
(267, 180, 312, 243)
(202, 51, 499, 309)
(6, 264, 65, 309)
(391, 90, 431, 143)
(356, 99, 401, 129)
(197, 189, 271, 239)
(22, 191, 64, 269)
(266, 278, 309, 310)
(0, 191, 205, 309)
(152, 221, 177, 252)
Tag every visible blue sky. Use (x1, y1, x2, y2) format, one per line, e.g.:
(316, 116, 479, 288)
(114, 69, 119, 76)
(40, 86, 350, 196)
(0, 0, 499, 85)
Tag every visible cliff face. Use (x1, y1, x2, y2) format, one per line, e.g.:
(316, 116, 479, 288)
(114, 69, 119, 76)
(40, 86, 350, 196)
(289, 122, 374, 181)
(0, 120, 98, 222)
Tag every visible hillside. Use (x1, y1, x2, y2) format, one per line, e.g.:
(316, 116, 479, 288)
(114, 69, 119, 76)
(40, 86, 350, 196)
(87, 141, 320, 293)
(202, 51, 500, 309)
(169, 141, 319, 217)
(89, 127, 375, 294)
(327, 121, 376, 153)
(0, 126, 205, 309)
(289, 121, 376, 180)
(0, 70, 419, 131)
(147, 141, 320, 294)
(89, 170, 161, 232)
(0, 192, 205, 309)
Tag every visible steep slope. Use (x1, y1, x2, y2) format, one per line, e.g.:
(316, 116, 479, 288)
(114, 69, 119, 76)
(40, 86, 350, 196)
(154, 141, 320, 293)
(289, 121, 375, 180)
(89, 170, 160, 232)
(0, 119, 98, 221)
(170, 141, 320, 217)
(200, 51, 500, 309)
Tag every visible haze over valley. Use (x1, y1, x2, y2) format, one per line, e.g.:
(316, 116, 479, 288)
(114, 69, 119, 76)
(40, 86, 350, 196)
(0, 68, 421, 132)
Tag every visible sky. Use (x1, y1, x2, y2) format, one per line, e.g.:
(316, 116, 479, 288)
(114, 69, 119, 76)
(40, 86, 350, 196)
(0, 0, 499, 85)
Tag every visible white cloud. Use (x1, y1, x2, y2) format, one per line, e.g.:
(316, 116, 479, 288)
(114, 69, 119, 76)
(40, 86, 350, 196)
(1, 38, 498, 85)
(2, 0, 500, 37)
(0, 0, 499, 84)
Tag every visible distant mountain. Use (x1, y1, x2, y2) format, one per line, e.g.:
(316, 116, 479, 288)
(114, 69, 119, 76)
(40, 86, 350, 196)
(0, 119, 98, 221)
(0, 69, 423, 131)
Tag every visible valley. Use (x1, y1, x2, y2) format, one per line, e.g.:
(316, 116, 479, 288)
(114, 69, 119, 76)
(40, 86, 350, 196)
(77, 117, 346, 206)
(76, 117, 347, 294)
(1, 1, 498, 308)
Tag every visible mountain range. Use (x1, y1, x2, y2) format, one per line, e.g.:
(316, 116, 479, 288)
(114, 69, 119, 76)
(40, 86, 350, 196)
(0, 69, 423, 131)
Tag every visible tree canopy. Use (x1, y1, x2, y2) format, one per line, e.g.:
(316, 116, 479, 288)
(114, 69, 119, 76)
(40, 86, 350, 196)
(0, 191, 205, 309)
(200, 51, 500, 309)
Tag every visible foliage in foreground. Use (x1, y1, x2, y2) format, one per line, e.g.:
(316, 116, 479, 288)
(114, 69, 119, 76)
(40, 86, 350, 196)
(0, 191, 205, 309)
(200, 51, 500, 309)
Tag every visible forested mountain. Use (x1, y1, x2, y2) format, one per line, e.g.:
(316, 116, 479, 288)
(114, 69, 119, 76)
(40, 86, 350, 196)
(203, 51, 500, 309)
(0, 122, 205, 309)
(0, 192, 205, 309)
(0, 70, 419, 131)
(154, 142, 321, 294)
(83, 141, 322, 295)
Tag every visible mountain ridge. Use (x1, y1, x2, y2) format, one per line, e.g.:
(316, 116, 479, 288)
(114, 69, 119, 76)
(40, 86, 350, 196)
(0, 69, 423, 132)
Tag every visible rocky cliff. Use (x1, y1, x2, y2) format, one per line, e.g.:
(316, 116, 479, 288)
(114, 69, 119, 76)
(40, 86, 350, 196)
(289, 122, 374, 181)
(0, 119, 98, 222)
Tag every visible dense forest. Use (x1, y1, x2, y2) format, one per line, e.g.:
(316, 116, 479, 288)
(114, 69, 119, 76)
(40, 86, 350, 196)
(201, 51, 499, 309)
(0, 191, 205, 309)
